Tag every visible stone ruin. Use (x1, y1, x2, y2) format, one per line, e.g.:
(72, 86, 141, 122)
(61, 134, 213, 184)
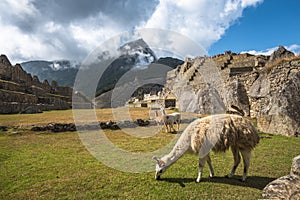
(0, 54, 92, 114)
(163, 46, 300, 136)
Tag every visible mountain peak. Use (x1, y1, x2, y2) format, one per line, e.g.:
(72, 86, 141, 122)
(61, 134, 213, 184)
(119, 38, 157, 61)
(119, 38, 149, 52)
(269, 45, 295, 62)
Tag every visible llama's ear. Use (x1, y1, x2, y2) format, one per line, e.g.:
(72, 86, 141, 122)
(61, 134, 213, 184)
(152, 156, 160, 163)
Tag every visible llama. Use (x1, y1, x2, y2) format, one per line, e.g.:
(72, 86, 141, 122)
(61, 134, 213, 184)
(154, 110, 163, 129)
(160, 107, 181, 133)
(153, 114, 260, 182)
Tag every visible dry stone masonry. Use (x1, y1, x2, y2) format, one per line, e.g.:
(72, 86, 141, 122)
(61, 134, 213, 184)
(163, 46, 300, 136)
(0, 55, 73, 114)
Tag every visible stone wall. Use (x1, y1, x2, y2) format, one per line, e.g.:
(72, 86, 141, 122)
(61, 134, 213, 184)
(164, 46, 300, 136)
(0, 55, 73, 114)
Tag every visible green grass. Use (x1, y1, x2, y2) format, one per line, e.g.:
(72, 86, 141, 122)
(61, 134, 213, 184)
(0, 110, 299, 199)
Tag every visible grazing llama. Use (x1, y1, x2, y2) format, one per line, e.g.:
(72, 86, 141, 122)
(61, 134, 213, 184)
(153, 114, 260, 182)
(160, 107, 181, 133)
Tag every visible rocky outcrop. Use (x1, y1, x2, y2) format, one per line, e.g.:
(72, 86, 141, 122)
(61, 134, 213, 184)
(262, 155, 300, 199)
(255, 59, 300, 136)
(163, 46, 300, 136)
(269, 45, 295, 63)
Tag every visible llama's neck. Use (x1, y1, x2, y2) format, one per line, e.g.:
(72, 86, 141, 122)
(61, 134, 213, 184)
(162, 127, 192, 167)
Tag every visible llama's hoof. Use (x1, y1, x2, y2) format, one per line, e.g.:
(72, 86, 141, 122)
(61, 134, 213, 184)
(195, 179, 200, 183)
(240, 179, 246, 182)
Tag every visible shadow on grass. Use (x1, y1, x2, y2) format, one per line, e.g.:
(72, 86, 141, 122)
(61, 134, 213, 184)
(159, 176, 275, 189)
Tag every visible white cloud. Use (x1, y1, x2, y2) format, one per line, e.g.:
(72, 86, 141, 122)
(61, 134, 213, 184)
(145, 0, 263, 49)
(0, 0, 264, 63)
(287, 44, 300, 55)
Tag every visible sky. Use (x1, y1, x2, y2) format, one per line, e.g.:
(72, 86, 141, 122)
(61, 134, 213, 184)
(0, 0, 299, 64)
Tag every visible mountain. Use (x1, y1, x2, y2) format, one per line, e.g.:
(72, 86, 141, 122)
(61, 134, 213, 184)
(95, 38, 158, 96)
(21, 60, 79, 87)
(20, 39, 183, 98)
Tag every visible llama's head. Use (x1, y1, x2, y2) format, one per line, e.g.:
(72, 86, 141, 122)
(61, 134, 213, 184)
(152, 156, 167, 180)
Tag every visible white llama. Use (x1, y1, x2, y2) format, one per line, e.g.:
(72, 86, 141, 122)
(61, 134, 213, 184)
(160, 107, 181, 133)
(153, 114, 260, 182)
(154, 110, 163, 129)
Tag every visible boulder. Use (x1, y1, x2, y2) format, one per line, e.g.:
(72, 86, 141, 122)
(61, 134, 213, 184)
(262, 155, 300, 199)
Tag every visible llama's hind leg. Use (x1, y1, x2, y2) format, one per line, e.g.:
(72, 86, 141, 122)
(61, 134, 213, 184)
(207, 153, 214, 178)
(227, 146, 241, 178)
(240, 149, 251, 182)
(196, 156, 207, 183)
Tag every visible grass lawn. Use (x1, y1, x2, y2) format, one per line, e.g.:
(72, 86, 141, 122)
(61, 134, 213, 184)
(0, 109, 299, 199)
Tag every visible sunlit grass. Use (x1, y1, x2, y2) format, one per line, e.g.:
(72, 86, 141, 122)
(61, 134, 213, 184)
(0, 131, 299, 199)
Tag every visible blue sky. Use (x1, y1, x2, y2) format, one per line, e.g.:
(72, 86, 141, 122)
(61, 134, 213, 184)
(209, 0, 300, 55)
(0, 0, 299, 63)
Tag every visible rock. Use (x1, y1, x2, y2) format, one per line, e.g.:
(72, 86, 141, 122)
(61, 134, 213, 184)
(226, 79, 250, 116)
(249, 72, 270, 98)
(31, 126, 42, 131)
(197, 86, 226, 114)
(0, 126, 8, 131)
(269, 46, 295, 63)
(135, 119, 150, 126)
(262, 155, 300, 200)
(291, 155, 300, 177)
(258, 71, 300, 136)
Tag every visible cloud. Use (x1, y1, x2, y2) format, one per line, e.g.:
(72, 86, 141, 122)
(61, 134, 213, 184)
(0, 0, 263, 63)
(144, 0, 263, 49)
(0, 0, 158, 63)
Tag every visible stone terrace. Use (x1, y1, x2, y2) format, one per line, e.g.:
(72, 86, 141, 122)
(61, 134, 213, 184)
(0, 54, 73, 114)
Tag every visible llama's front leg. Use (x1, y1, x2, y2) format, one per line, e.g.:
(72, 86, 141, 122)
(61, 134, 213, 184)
(164, 123, 168, 133)
(196, 157, 206, 183)
(240, 149, 251, 182)
(227, 146, 240, 178)
(176, 120, 180, 131)
(170, 123, 174, 132)
(207, 153, 214, 178)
